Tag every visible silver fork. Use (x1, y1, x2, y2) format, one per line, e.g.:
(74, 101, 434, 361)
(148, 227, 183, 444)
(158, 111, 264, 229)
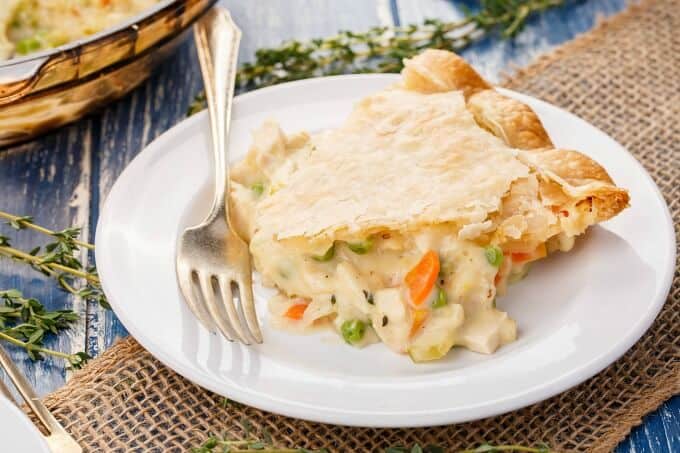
(176, 8, 262, 344)
(0, 344, 82, 452)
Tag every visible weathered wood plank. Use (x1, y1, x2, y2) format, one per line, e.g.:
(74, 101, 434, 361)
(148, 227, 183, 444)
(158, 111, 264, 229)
(0, 122, 92, 397)
(616, 396, 680, 453)
(91, 0, 393, 354)
(658, 396, 680, 452)
(395, 0, 627, 82)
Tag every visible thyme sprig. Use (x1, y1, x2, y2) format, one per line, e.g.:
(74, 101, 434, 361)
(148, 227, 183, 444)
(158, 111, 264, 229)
(192, 436, 326, 453)
(0, 211, 108, 309)
(192, 422, 328, 453)
(0, 290, 89, 368)
(194, 402, 553, 452)
(0, 210, 106, 366)
(188, 0, 564, 114)
(458, 444, 552, 453)
(0, 212, 93, 250)
(238, 0, 564, 88)
(192, 419, 553, 453)
(192, 433, 554, 453)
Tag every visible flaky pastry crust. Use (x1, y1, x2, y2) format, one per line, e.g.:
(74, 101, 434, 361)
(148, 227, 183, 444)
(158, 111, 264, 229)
(467, 89, 553, 150)
(402, 49, 490, 98)
(401, 49, 629, 225)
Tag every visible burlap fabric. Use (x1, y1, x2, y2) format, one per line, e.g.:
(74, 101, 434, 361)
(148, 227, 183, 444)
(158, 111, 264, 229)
(40, 0, 679, 451)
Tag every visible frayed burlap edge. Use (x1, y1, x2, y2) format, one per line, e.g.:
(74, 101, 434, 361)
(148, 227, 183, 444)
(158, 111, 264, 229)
(501, 1, 648, 86)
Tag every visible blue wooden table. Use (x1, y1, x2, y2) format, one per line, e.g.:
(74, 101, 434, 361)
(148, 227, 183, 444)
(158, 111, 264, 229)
(0, 1, 677, 451)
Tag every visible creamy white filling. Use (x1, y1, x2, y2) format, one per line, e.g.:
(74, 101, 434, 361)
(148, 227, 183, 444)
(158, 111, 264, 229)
(253, 225, 518, 361)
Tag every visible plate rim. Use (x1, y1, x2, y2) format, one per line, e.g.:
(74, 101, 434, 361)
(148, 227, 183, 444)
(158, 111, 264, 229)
(0, 396, 51, 452)
(95, 74, 676, 427)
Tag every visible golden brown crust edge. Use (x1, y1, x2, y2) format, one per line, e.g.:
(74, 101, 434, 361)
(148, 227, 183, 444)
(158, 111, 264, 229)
(402, 49, 553, 150)
(400, 49, 629, 223)
(467, 89, 554, 150)
(402, 49, 490, 98)
(526, 149, 630, 222)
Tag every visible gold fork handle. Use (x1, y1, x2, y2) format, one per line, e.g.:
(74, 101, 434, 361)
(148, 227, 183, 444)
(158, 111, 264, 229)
(0, 344, 68, 437)
(194, 7, 242, 225)
(0, 376, 14, 401)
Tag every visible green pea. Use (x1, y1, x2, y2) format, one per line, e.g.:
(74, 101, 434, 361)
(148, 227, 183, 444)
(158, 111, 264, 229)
(432, 287, 447, 308)
(15, 37, 42, 55)
(484, 245, 504, 267)
(312, 243, 335, 262)
(341, 319, 366, 344)
(347, 238, 373, 254)
(250, 182, 265, 196)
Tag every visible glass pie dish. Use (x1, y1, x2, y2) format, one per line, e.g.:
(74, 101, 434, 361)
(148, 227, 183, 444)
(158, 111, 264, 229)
(0, 0, 215, 147)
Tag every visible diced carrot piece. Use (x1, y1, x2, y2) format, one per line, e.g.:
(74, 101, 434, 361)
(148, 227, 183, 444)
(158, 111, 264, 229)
(511, 252, 531, 262)
(405, 250, 440, 305)
(284, 303, 308, 320)
(410, 309, 429, 337)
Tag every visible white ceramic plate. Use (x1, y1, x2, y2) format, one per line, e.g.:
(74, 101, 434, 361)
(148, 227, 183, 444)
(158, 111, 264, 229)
(0, 395, 50, 453)
(96, 75, 675, 427)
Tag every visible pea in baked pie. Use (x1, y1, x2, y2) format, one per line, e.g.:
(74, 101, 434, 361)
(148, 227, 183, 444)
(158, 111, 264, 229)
(229, 49, 629, 362)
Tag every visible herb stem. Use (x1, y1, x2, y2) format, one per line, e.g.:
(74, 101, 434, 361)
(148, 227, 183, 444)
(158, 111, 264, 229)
(458, 446, 550, 453)
(0, 331, 76, 362)
(222, 449, 299, 453)
(57, 276, 78, 295)
(325, 17, 473, 46)
(0, 211, 94, 250)
(0, 246, 100, 284)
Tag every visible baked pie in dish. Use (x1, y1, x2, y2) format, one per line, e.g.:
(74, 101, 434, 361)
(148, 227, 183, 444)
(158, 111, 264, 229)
(229, 49, 629, 362)
(0, 0, 160, 60)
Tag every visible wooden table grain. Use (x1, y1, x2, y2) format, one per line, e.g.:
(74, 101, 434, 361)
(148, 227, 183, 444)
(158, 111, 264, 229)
(0, 1, 677, 451)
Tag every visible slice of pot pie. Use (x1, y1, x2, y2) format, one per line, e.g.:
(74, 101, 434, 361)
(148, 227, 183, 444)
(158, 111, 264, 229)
(229, 49, 629, 362)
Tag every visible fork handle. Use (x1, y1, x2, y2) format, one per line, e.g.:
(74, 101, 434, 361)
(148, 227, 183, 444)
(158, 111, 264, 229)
(0, 344, 66, 435)
(194, 7, 242, 225)
(0, 376, 14, 401)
